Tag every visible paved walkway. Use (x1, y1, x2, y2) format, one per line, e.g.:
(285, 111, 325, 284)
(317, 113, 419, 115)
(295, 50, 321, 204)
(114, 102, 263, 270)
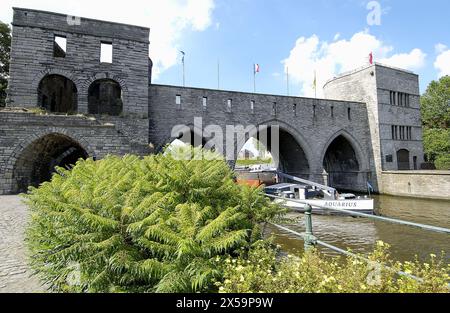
(0, 195, 46, 293)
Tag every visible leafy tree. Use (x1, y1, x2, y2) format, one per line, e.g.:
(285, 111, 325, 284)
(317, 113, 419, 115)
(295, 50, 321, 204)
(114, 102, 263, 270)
(0, 21, 11, 107)
(423, 128, 450, 169)
(25, 147, 284, 293)
(421, 76, 450, 169)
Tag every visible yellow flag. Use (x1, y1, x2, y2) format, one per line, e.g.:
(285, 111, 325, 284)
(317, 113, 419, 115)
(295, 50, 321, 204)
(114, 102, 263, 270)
(313, 71, 317, 89)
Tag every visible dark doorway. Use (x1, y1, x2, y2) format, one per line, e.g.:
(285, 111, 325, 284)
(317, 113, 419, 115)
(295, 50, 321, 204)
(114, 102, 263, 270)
(38, 75, 78, 113)
(323, 135, 360, 189)
(248, 127, 310, 179)
(88, 79, 123, 115)
(13, 134, 88, 193)
(397, 149, 410, 170)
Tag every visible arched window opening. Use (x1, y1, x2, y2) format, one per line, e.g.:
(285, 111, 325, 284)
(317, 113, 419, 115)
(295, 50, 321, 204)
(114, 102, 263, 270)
(38, 74, 78, 113)
(88, 79, 123, 116)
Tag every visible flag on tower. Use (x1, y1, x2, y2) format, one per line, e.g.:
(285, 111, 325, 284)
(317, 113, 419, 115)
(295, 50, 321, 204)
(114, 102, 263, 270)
(253, 64, 260, 93)
(254, 63, 260, 74)
(369, 52, 374, 65)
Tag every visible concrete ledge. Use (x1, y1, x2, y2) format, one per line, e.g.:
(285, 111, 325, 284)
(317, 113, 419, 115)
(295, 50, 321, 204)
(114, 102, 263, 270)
(382, 170, 450, 175)
(380, 171, 450, 200)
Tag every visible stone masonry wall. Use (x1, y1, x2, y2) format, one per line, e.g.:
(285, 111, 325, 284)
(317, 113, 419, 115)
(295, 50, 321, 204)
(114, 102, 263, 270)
(7, 8, 150, 145)
(380, 171, 450, 200)
(149, 84, 376, 191)
(0, 112, 150, 194)
(375, 65, 425, 171)
(323, 65, 381, 189)
(323, 64, 425, 191)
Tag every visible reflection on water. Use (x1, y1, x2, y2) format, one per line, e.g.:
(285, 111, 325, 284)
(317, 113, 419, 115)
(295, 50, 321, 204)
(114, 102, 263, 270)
(270, 195, 450, 263)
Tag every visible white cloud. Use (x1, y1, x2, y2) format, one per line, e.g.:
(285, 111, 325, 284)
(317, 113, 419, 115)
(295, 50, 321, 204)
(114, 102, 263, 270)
(283, 30, 426, 97)
(380, 48, 426, 71)
(333, 33, 340, 41)
(434, 49, 450, 78)
(0, 0, 216, 79)
(435, 43, 448, 54)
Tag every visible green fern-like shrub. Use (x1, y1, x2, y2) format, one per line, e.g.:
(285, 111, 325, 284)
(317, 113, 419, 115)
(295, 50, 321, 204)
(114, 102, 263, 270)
(25, 146, 284, 293)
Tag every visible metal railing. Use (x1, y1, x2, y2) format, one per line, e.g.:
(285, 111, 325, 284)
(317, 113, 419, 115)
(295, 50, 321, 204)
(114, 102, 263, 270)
(265, 194, 450, 235)
(265, 193, 450, 288)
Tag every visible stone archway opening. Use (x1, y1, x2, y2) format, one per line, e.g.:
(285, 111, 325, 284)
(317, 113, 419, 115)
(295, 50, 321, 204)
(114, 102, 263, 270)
(13, 134, 88, 193)
(323, 135, 360, 189)
(38, 74, 78, 113)
(164, 128, 207, 155)
(239, 127, 310, 180)
(236, 137, 275, 168)
(88, 79, 123, 116)
(397, 149, 410, 170)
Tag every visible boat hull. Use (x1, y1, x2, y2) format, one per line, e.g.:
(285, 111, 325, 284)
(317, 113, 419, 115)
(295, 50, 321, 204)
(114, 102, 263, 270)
(276, 199, 374, 215)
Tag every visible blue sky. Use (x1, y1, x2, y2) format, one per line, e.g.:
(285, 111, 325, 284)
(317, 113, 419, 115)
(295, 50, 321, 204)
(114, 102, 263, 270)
(160, 0, 450, 96)
(1, 0, 449, 96)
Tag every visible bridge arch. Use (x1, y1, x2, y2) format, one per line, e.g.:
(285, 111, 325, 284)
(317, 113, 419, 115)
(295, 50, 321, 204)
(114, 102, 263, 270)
(321, 130, 369, 190)
(158, 123, 207, 154)
(5, 129, 94, 193)
(236, 120, 314, 179)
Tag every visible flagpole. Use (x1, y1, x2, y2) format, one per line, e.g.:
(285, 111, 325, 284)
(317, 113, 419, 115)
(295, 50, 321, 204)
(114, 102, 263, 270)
(314, 70, 317, 99)
(253, 64, 256, 93)
(217, 59, 220, 90)
(286, 67, 289, 96)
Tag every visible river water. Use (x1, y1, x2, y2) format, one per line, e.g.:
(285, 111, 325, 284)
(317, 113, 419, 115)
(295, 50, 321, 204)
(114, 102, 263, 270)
(269, 195, 450, 263)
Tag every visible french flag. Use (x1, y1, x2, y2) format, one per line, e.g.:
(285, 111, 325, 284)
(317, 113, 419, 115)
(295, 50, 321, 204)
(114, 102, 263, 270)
(254, 64, 260, 73)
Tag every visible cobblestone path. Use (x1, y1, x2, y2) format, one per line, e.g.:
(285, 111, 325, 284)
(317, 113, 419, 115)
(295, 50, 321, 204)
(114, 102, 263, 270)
(0, 196, 46, 293)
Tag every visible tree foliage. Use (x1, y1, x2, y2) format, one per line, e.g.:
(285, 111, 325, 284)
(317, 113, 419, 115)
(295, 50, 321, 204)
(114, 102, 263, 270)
(0, 21, 11, 107)
(25, 147, 284, 293)
(421, 76, 450, 169)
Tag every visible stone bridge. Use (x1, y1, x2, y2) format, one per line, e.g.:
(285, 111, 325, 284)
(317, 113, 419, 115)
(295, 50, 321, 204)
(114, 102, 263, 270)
(0, 8, 426, 195)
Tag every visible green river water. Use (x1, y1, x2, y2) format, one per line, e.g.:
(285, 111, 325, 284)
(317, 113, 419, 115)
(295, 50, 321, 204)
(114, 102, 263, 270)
(269, 194, 450, 263)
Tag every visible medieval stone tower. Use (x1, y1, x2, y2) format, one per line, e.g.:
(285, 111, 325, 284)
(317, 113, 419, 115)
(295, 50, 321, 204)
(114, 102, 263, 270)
(324, 64, 425, 190)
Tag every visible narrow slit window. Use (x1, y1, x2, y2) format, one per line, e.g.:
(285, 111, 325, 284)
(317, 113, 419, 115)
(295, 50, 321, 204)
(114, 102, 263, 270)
(293, 103, 297, 116)
(176, 95, 181, 109)
(331, 106, 334, 118)
(54, 35, 67, 58)
(272, 102, 277, 116)
(250, 100, 255, 114)
(100, 42, 113, 63)
(202, 97, 207, 111)
(347, 108, 351, 120)
(227, 99, 232, 112)
(313, 104, 316, 118)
